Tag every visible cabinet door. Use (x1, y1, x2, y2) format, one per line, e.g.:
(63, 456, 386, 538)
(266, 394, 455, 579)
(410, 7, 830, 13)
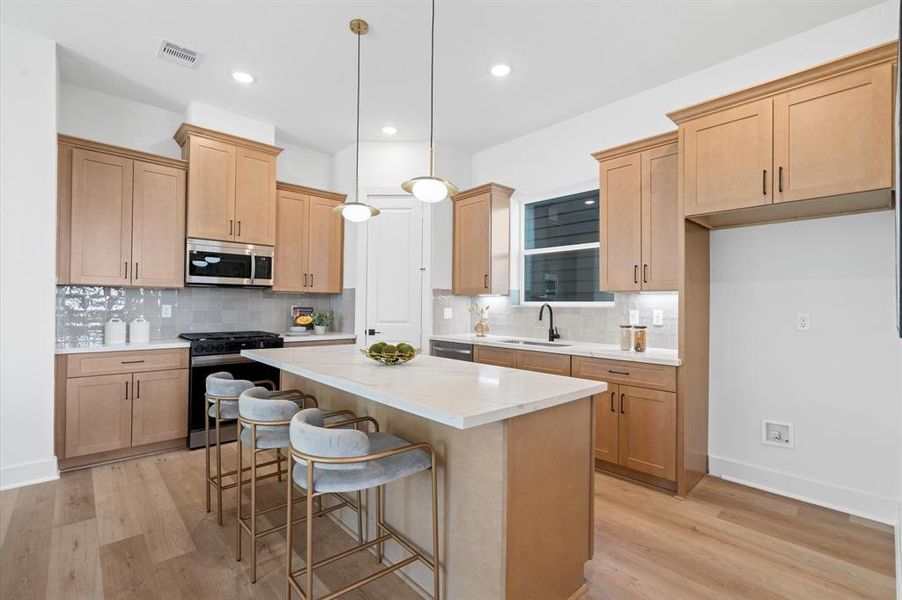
(69, 149, 133, 285)
(599, 154, 642, 291)
(273, 190, 309, 292)
(682, 98, 773, 216)
(453, 193, 492, 294)
(132, 369, 188, 446)
(186, 135, 236, 241)
(515, 350, 571, 376)
(640, 143, 679, 291)
(131, 161, 186, 288)
(234, 147, 277, 245)
(306, 195, 344, 293)
(473, 345, 517, 369)
(594, 385, 619, 463)
(618, 386, 676, 480)
(774, 63, 893, 204)
(65, 374, 132, 458)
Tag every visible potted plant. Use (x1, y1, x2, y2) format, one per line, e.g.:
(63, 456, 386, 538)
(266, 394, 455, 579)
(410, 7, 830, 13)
(312, 312, 331, 335)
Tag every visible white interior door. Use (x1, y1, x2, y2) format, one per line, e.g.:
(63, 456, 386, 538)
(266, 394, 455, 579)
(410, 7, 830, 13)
(364, 196, 424, 347)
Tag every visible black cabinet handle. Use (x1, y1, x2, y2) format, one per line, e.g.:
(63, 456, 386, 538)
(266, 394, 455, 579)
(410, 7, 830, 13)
(643, 264, 648, 283)
(610, 391, 615, 412)
(124, 261, 128, 279)
(134, 262, 139, 280)
(136, 380, 140, 399)
(484, 274, 489, 289)
(229, 220, 233, 236)
(762, 170, 767, 195)
(609, 369, 630, 376)
(121, 360, 145, 364)
(237, 221, 241, 236)
(125, 381, 129, 400)
(778, 166, 783, 193)
(310, 273, 314, 287)
(633, 265, 638, 284)
(620, 393, 625, 414)
(304, 273, 308, 287)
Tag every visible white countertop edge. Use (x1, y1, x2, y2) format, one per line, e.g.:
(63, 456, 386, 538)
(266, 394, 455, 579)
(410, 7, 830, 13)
(55, 338, 190, 354)
(242, 349, 607, 429)
(429, 334, 681, 367)
(281, 333, 357, 342)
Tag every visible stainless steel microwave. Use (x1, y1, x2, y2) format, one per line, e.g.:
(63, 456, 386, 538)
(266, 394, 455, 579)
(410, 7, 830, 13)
(185, 238, 274, 287)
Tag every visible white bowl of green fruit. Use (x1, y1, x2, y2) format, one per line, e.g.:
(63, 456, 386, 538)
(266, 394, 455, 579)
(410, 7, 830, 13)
(361, 342, 420, 365)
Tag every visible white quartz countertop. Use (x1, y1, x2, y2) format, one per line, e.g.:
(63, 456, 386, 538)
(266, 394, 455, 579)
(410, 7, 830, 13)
(281, 333, 356, 343)
(242, 346, 606, 429)
(55, 338, 190, 355)
(429, 334, 681, 366)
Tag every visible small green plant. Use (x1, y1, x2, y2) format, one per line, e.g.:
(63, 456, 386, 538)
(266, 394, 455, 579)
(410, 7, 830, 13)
(312, 312, 331, 327)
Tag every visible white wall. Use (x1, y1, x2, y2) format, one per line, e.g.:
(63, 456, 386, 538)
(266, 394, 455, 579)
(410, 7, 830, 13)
(185, 100, 275, 145)
(0, 25, 59, 489)
(470, 0, 901, 522)
(709, 213, 900, 522)
(277, 143, 332, 190)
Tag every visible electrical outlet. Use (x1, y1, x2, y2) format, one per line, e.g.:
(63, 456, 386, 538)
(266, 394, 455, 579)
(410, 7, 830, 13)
(796, 313, 811, 331)
(443, 307, 453, 320)
(652, 309, 664, 327)
(762, 420, 794, 448)
(629, 310, 640, 325)
(161, 305, 172, 318)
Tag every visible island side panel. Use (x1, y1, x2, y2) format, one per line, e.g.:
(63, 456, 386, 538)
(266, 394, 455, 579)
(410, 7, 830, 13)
(503, 396, 594, 600)
(282, 373, 507, 600)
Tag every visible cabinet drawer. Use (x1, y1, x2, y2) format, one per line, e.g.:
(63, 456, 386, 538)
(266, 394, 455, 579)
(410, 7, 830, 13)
(516, 350, 571, 376)
(474, 345, 517, 369)
(67, 348, 188, 378)
(571, 356, 676, 392)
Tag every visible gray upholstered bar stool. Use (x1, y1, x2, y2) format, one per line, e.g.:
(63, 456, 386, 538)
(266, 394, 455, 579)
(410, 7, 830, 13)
(236, 387, 353, 583)
(285, 408, 440, 600)
(205, 372, 316, 525)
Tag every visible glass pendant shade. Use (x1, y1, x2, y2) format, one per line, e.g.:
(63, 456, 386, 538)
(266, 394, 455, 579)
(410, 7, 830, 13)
(334, 201, 379, 222)
(402, 175, 458, 203)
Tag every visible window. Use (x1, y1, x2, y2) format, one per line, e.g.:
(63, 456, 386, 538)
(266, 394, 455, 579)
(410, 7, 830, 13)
(521, 190, 614, 304)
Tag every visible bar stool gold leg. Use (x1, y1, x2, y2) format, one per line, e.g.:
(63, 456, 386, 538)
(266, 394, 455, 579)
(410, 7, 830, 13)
(305, 461, 315, 600)
(277, 450, 283, 482)
(376, 485, 384, 563)
(236, 425, 243, 562)
(285, 454, 294, 600)
(251, 424, 258, 583)
(431, 454, 440, 600)
(204, 399, 212, 514)
(356, 491, 363, 544)
(215, 402, 224, 525)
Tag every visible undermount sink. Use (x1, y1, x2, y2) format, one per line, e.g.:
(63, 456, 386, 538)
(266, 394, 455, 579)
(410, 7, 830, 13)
(499, 339, 571, 348)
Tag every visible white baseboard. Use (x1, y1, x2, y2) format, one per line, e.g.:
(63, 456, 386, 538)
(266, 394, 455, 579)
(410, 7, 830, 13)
(0, 457, 59, 491)
(709, 455, 898, 525)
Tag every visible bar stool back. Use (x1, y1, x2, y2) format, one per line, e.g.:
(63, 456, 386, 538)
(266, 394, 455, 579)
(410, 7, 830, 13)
(286, 408, 440, 600)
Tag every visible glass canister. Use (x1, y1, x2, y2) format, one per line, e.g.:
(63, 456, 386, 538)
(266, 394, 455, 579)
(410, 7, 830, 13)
(619, 325, 632, 351)
(633, 325, 647, 352)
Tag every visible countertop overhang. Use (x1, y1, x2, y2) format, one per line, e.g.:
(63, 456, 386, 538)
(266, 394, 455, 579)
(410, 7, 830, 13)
(242, 346, 606, 429)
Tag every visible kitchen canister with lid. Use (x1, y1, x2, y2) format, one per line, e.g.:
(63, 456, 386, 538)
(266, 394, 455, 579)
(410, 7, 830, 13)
(104, 318, 127, 345)
(130, 316, 151, 344)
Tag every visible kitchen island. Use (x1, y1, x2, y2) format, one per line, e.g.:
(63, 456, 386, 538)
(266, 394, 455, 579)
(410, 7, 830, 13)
(242, 345, 606, 600)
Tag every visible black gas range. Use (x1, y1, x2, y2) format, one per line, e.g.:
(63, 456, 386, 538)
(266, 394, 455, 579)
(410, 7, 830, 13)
(179, 330, 284, 449)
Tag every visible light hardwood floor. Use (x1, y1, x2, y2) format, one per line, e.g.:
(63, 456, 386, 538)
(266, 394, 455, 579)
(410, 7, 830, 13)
(0, 449, 895, 599)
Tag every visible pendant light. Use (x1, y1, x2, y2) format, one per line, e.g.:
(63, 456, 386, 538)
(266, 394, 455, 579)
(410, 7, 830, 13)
(334, 19, 380, 223)
(401, 0, 459, 203)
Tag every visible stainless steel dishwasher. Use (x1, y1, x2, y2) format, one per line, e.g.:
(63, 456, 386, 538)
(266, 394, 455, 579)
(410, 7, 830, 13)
(430, 340, 474, 361)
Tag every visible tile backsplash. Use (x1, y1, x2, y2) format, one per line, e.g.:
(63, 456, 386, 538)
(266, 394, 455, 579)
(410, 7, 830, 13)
(433, 289, 678, 350)
(56, 285, 355, 345)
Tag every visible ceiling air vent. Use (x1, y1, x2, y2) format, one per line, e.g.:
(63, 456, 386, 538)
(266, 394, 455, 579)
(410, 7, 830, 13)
(156, 40, 202, 69)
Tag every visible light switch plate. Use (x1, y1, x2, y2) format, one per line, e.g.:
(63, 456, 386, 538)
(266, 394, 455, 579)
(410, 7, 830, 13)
(161, 305, 172, 318)
(652, 309, 664, 326)
(629, 310, 639, 325)
(443, 307, 453, 320)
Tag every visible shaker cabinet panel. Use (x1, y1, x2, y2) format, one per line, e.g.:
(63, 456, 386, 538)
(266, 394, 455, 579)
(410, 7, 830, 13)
(307, 195, 344, 293)
(69, 149, 134, 285)
(453, 193, 492, 294)
(599, 154, 642, 292)
(640, 143, 680, 291)
(132, 369, 188, 446)
(185, 135, 236, 241)
(234, 147, 277, 245)
(65, 374, 133, 458)
(274, 190, 309, 292)
(594, 386, 620, 463)
(618, 386, 676, 481)
(131, 161, 186, 288)
(773, 63, 894, 204)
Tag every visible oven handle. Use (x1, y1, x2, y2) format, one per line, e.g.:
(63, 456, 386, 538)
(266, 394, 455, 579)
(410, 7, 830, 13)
(190, 354, 258, 367)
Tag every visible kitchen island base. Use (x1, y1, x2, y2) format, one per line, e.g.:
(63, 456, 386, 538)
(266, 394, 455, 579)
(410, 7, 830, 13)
(282, 372, 595, 600)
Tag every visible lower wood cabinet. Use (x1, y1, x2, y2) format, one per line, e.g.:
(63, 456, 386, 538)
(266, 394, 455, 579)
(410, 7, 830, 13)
(474, 346, 571, 376)
(58, 349, 189, 463)
(594, 385, 620, 463)
(473, 345, 517, 369)
(618, 386, 676, 480)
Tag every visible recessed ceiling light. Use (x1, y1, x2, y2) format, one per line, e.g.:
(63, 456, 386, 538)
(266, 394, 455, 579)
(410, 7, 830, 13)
(230, 70, 255, 84)
(381, 125, 398, 135)
(490, 63, 512, 77)
(584, 199, 596, 205)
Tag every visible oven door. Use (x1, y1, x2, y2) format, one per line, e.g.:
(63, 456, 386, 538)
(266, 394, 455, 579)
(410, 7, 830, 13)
(187, 354, 282, 449)
(185, 238, 273, 286)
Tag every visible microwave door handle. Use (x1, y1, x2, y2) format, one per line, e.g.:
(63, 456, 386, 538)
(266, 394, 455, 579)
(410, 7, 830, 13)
(250, 252, 255, 284)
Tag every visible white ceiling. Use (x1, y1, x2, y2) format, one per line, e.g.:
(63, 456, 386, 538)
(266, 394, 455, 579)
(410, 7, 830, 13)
(0, 0, 883, 153)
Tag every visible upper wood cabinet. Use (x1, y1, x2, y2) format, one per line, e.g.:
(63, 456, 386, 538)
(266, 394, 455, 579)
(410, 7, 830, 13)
(273, 182, 345, 294)
(175, 123, 282, 245)
(593, 132, 679, 292)
(58, 136, 187, 288)
(452, 183, 515, 295)
(669, 42, 896, 227)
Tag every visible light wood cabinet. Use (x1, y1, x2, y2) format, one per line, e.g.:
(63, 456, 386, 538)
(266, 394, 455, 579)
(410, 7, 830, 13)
(669, 42, 896, 228)
(58, 349, 189, 464)
(515, 350, 571, 376)
(594, 385, 619, 463)
(618, 386, 676, 480)
(59, 136, 187, 288)
(273, 183, 345, 294)
(65, 373, 132, 458)
(175, 123, 282, 245)
(473, 345, 517, 369)
(593, 133, 679, 292)
(132, 369, 189, 445)
(452, 183, 515, 295)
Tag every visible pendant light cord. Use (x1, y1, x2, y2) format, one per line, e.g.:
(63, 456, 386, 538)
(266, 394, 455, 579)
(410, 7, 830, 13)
(355, 27, 361, 204)
(429, 0, 435, 152)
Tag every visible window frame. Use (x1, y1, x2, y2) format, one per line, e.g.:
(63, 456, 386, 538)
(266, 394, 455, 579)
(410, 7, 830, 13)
(519, 191, 615, 308)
